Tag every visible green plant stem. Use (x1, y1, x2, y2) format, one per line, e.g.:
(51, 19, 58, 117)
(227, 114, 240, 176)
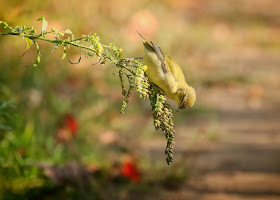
(1, 32, 97, 53)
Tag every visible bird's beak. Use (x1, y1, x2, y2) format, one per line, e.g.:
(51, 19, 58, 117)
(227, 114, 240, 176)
(178, 104, 190, 109)
(178, 104, 184, 109)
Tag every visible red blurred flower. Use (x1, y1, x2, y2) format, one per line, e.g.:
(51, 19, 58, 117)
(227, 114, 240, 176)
(121, 155, 140, 183)
(65, 113, 78, 133)
(56, 113, 78, 142)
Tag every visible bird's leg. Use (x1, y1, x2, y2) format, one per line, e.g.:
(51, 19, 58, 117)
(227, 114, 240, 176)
(134, 56, 144, 60)
(125, 56, 143, 62)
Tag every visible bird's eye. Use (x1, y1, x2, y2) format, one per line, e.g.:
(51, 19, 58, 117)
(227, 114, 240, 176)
(180, 96, 184, 104)
(179, 97, 184, 108)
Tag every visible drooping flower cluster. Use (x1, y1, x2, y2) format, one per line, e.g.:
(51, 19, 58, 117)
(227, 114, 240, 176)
(149, 85, 175, 165)
(120, 99, 128, 114)
(135, 64, 149, 99)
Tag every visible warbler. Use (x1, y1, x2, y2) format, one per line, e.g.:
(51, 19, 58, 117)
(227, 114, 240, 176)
(138, 33, 196, 109)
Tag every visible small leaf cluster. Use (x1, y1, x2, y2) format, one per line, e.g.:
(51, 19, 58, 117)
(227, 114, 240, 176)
(0, 100, 16, 132)
(0, 17, 177, 164)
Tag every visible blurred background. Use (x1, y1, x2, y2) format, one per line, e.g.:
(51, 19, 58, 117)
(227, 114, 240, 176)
(1, 0, 280, 199)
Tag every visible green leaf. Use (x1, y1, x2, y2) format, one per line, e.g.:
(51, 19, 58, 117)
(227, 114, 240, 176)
(33, 41, 41, 67)
(0, 124, 12, 131)
(25, 38, 33, 50)
(0, 21, 8, 28)
(22, 123, 34, 145)
(37, 54, 41, 63)
(0, 100, 15, 113)
(61, 46, 67, 61)
(37, 15, 48, 33)
(63, 29, 72, 35)
(63, 29, 74, 38)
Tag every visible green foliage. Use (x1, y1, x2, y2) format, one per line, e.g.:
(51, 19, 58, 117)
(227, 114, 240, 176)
(0, 100, 15, 132)
(0, 17, 177, 164)
(37, 15, 48, 34)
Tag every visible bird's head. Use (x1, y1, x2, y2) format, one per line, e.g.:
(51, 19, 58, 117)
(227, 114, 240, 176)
(176, 86, 196, 109)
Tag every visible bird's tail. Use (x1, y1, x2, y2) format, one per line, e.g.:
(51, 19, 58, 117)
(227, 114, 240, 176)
(136, 31, 146, 43)
(136, 31, 154, 51)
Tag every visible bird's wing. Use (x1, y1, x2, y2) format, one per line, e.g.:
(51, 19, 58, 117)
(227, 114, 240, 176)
(165, 55, 186, 82)
(151, 41, 168, 73)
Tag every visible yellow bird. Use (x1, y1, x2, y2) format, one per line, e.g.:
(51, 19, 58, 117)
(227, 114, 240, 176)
(138, 33, 196, 109)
